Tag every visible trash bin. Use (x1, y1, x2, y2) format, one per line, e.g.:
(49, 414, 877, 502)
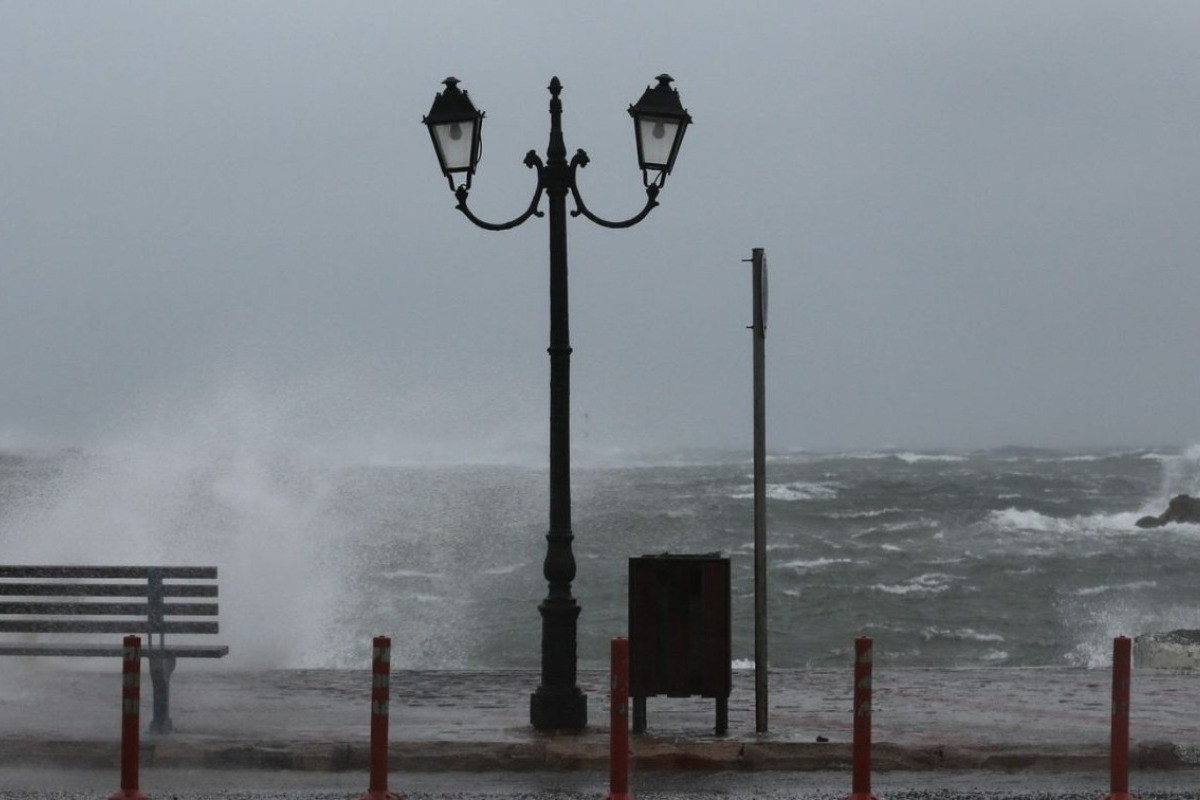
(628, 553, 731, 735)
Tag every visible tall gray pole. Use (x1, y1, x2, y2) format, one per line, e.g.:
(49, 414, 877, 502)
(749, 247, 768, 733)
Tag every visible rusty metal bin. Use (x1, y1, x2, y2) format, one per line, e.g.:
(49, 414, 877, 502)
(628, 553, 731, 735)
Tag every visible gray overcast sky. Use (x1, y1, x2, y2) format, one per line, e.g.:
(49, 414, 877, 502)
(1, 1, 1199, 460)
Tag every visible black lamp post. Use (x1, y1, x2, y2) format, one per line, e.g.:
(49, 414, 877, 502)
(423, 74, 690, 730)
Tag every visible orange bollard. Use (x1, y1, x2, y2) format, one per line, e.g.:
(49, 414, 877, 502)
(109, 635, 148, 800)
(1103, 636, 1138, 800)
(360, 636, 402, 800)
(846, 636, 879, 800)
(603, 637, 632, 800)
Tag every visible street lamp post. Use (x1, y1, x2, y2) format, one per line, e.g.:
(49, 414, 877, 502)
(423, 75, 690, 730)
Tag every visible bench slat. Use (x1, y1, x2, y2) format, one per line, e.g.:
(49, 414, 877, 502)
(0, 620, 219, 634)
(0, 643, 229, 658)
(0, 566, 217, 580)
(0, 583, 218, 598)
(0, 602, 219, 616)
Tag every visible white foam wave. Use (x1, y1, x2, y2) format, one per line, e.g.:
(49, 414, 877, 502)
(853, 518, 939, 537)
(893, 453, 967, 464)
(871, 573, 958, 595)
(731, 482, 841, 501)
(382, 569, 444, 580)
(988, 507, 1144, 535)
(836, 451, 966, 463)
(402, 593, 445, 604)
(480, 563, 525, 576)
(1074, 580, 1158, 597)
(778, 557, 855, 571)
(829, 507, 904, 519)
(922, 626, 1005, 643)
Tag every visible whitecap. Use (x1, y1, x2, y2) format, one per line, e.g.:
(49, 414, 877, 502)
(481, 563, 525, 576)
(987, 507, 1145, 535)
(854, 518, 938, 537)
(731, 482, 841, 501)
(778, 557, 855, 571)
(871, 573, 957, 595)
(401, 593, 444, 603)
(382, 569, 444, 580)
(922, 626, 1005, 643)
(838, 451, 893, 461)
(893, 453, 967, 464)
(829, 507, 904, 519)
(1074, 580, 1157, 597)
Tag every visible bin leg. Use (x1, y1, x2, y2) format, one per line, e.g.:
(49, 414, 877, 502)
(716, 697, 728, 736)
(632, 696, 646, 734)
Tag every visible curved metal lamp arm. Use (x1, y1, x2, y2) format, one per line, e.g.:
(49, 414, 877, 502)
(453, 151, 547, 231)
(568, 150, 660, 229)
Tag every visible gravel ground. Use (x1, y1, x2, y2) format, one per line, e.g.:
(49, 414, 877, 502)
(1, 769, 1198, 800)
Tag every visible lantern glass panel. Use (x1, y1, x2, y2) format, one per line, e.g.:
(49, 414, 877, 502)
(432, 118, 478, 173)
(636, 115, 682, 170)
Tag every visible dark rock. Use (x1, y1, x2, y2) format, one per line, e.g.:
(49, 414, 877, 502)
(1135, 494, 1200, 528)
(1134, 629, 1200, 669)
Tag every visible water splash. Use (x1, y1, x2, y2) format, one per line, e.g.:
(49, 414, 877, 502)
(0, 382, 345, 668)
(1156, 443, 1200, 502)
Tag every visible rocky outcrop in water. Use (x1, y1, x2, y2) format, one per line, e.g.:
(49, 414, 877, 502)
(1134, 629, 1200, 668)
(1135, 494, 1200, 528)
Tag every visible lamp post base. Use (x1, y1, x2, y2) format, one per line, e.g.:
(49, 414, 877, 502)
(530, 687, 588, 731)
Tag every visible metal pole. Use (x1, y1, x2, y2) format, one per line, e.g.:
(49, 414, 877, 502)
(530, 76, 587, 730)
(361, 636, 400, 800)
(604, 637, 632, 800)
(750, 247, 768, 733)
(847, 636, 878, 800)
(1104, 636, 1137, 800)
(109, 635, 148, 800)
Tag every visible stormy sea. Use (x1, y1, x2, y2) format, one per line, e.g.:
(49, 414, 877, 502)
(1, 444, 1198, 672)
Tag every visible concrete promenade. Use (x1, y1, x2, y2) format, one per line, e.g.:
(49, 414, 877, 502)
(1, 664, 1199, 772)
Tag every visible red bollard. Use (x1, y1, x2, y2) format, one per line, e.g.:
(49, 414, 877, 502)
(109, 635, 148, 800)
(847, 636, 879, 800)
(360, 636, 401, 800)
(604, 637, 632, 800)
(1104, 636, 1139, 800)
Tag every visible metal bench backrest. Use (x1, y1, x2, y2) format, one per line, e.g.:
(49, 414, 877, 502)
(0, 566, 220, 639)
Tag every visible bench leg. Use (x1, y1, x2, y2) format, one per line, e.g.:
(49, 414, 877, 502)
(632, 696, 646, 734)
(148, 655, 176, 734)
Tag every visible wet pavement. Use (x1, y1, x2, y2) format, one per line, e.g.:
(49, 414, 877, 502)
(1, 663, 1199, 772)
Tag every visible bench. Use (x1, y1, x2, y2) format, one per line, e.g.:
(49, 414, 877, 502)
(0, 565, 229, 734)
